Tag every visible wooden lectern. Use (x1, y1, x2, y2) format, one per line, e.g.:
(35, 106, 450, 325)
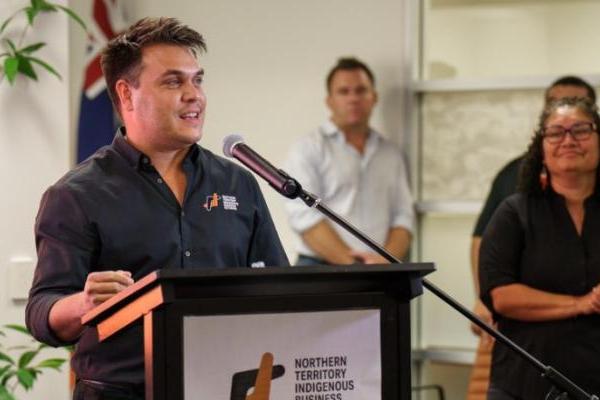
(82, 264, 433, 400)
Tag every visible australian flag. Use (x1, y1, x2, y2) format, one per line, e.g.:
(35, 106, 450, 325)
(76, 0, 127, 163)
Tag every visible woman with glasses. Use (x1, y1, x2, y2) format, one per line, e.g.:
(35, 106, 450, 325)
(479, 97, 600, 400)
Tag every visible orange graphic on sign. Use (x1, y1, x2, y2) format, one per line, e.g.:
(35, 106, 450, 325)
(230, 352, 284, 400)
(246, 352, 274, 400)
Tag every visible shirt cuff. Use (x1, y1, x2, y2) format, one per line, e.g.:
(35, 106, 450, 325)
(27, 293, 79, 348)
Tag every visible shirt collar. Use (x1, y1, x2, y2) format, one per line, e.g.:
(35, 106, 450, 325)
(112, 127, 201, 170)
(319, 120, 382, 147)
(545, 180, 600, 206)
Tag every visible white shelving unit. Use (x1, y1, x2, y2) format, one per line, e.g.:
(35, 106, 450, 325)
(407, 1, 600, 398)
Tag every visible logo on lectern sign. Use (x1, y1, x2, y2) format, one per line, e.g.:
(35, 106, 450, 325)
(184, 310, 381, 399)
(230, 352, 285, 400)
(230, 352, 357, 400)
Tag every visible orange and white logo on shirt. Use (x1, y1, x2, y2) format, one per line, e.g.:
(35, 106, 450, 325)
(203, 193, 238, 211)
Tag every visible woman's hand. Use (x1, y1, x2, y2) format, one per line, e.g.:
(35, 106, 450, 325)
(575, 285, 600, 316)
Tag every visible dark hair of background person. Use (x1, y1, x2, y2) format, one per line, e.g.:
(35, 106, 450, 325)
(325, 57, 375, 93)
(100, 17, 207, 118)
(519, 97, 600, 194)
(545, 76, 597, 104)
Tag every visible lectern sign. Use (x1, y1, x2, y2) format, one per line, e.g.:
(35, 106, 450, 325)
(183, 309, 382, 399)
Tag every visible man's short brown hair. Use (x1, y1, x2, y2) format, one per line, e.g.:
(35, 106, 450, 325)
(100, 17, 206, 117)
(325, 57, 375, 94)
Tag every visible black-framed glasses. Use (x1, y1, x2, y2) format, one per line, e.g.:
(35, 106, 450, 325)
(542, 122, 597, 144)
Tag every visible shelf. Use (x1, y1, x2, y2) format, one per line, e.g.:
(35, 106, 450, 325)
(412, 346, 476, 366)
(412, 74, 600, 93)
(416, 200, 482, 215)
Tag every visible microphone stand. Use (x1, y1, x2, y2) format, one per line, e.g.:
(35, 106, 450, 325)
(294, 188, 598, 400)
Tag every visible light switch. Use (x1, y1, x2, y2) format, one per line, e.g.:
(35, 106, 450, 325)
(7, 256, 36, 301)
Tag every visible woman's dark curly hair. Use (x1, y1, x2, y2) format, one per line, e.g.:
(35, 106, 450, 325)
(518, 97, 600, 194)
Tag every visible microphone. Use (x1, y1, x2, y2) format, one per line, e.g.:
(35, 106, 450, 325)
(222, 134, 302, 199)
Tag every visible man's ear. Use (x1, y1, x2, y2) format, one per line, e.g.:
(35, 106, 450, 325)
(325, 94, 333, 111)
(115, 79, 134, 112)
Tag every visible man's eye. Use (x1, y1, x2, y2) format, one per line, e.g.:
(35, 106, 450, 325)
(165, 79, 180, 87)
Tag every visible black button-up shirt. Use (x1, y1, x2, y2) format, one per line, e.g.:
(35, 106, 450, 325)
(26, 130, 289, 384)
(480, 188, 600, 399)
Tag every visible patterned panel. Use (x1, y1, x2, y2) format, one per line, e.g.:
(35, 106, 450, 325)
(421, 90, 545, 200)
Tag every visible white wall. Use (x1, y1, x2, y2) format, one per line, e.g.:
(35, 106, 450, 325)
(0, 0, 71, 399)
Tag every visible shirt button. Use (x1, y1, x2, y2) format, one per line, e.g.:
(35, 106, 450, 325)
(181, 210, 185, 217)
(142, 157, 149, 164)
(157, 178, 163, 184)
(184, 250, 191, 257)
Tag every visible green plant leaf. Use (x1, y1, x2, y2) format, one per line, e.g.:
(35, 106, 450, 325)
(35, 358, 65, 370)
(0, 16, 16, 36)
(17, 351, 37, 368)
(25, 7, 39, 26)
(4, 325, 30, 336)
(0, 365, 10, 378)
(31, 0, 56, 11)
(20, 42, 45, 54)
(26, 56, 61, 80)
(16, 56, 37, 81)
(16, 369, 34, 390)
(55, 5, 86, 31)
(1, 371, 15, 386)
(3, 57, 18, 84)
(0, 385, 16, 400)
(4, 39, 17, 55)
(0, 351, 14, 365)
(30, 0, 55, 12)
(0, 8, 26, 35)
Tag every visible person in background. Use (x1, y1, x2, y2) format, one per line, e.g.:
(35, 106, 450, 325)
(283, 57, 414, 265)
(466, 76, 596, 400)
(26, 17, 288, 400)
(470, 76, 596, 335)
(480, 97, 600, 399)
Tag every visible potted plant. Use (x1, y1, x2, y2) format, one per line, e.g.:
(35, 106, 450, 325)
(0, 0, 86, 85)
(0, 324, 68, 400)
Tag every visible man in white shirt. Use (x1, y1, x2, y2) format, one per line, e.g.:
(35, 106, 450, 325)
(284, 57, 414, 265)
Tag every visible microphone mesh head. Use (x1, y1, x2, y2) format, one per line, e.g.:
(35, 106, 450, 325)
(222, 134, 245, 158)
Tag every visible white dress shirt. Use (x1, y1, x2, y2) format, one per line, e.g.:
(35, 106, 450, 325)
(283, 120, 414, 258)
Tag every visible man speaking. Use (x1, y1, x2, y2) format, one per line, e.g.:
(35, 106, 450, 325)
(26, 17, 288, 400)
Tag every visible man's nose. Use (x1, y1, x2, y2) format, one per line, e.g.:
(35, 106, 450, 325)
(348, 91, 361, 101)
(183, 83, 204, 102)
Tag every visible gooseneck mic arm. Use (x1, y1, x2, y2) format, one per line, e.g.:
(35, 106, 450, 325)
(223, 135, 598, 400)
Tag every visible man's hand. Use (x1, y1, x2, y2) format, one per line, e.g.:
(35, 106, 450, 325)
(349, 250, 390, 265)
(81, 270, 134, 311)
(471, 299, 494, 344)
(49, 269, 134, 342)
